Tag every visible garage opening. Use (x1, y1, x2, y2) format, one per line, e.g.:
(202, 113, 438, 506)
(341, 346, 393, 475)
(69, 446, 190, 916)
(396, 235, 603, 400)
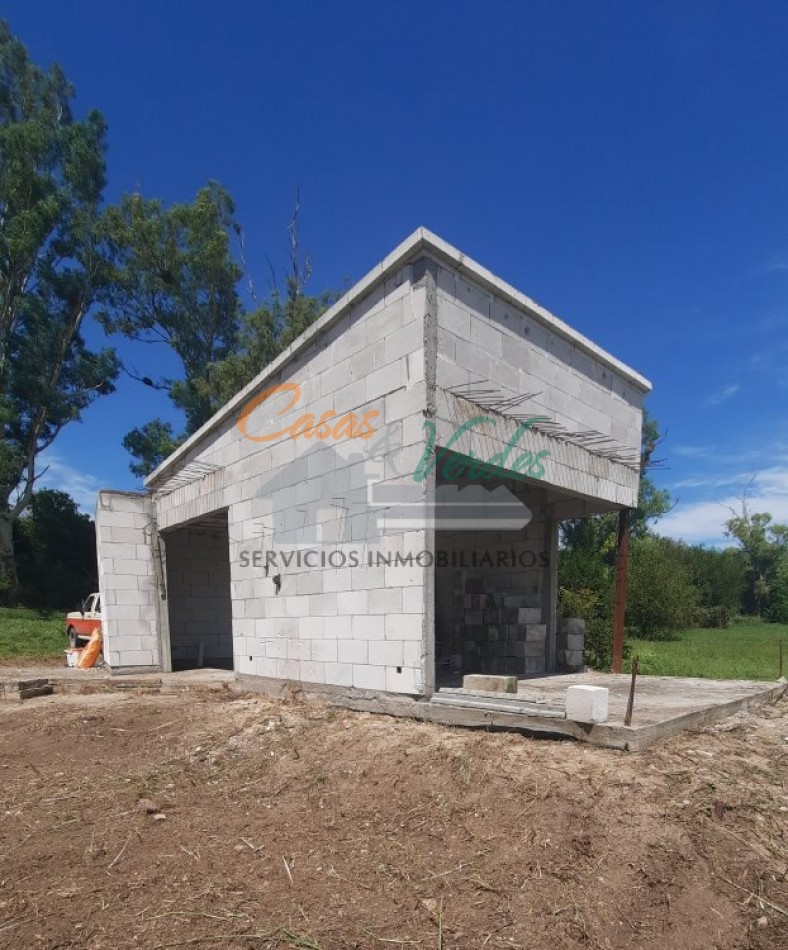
(163, 511, 234, 671)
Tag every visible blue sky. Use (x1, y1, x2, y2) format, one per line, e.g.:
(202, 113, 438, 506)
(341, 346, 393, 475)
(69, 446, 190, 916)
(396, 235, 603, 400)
(6, 1, 788, 545)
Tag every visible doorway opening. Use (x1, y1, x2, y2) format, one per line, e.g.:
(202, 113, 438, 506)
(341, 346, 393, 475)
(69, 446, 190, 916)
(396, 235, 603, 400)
(432, 450, 549, 689)
(163, 511, 233, 671)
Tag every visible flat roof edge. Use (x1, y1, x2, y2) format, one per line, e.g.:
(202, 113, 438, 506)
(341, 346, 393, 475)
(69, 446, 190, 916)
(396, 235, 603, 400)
(145, 228, 430, 486)
(97, 489, 151, 499)
(418, 229, 652, 394)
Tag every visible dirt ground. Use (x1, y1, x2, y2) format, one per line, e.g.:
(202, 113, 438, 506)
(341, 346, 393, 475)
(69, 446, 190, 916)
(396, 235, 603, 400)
(0, 684, 786, 949)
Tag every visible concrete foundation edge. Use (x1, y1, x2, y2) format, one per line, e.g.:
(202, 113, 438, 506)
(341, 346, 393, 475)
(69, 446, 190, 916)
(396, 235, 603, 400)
(234, 674, 786, 752)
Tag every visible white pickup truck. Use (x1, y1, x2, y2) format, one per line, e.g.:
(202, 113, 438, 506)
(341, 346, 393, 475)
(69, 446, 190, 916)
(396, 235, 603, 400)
(65, 593, 102, 648)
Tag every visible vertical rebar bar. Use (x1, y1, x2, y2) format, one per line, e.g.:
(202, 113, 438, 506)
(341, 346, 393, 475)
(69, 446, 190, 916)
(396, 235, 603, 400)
(624, 655, 639, 726)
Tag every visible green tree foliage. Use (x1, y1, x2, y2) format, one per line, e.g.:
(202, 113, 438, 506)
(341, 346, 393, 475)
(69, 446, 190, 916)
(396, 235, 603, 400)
(626, 536, 699, 639)
(724, 501, 788, 616)
(201, 285, 336, 409)
(632, 412, 671, 536)
(765, 556, 788, 624)
(557, 515, 616, 647)
(0, 22, 119, 599)
(99, 183, 243, 476)
(14, 489, 96, 608)
(103, 188, 337, 477)
(681, 544, 747, 613)
(121, 419, 181, 481)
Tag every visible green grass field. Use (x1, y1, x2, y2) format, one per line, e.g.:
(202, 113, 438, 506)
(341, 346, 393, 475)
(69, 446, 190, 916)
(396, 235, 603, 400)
(625, 620, 787, 681)
(0, 606, 67, 660)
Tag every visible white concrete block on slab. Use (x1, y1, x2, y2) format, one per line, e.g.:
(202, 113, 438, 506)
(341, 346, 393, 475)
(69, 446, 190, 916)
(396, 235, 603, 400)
(565, 685, 609, 724)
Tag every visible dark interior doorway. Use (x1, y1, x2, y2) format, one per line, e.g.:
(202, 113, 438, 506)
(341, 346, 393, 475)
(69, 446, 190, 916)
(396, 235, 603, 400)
(432, 449, 548, 688)
(164, 511, 233, 671)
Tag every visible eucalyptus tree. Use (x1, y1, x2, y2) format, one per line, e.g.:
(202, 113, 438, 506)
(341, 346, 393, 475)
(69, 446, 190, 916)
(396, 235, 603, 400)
(0, 22, 119, 598)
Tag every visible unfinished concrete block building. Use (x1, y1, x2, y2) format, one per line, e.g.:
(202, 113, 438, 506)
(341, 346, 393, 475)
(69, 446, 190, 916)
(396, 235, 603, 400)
(96, 229, 650, 699)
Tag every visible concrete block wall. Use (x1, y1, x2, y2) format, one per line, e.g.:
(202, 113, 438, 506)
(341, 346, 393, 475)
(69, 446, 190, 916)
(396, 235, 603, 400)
(95, 491, 161, 669)
(151, 264, 431, 694)
(164, 523, 233, 667)
(456, 576, 546, 676)
(433, 259, 643, 508)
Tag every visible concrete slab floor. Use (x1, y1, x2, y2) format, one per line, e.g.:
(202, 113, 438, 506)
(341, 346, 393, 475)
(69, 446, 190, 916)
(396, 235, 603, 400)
(429, 672, 786, 749)
(458, 670, 785, 726)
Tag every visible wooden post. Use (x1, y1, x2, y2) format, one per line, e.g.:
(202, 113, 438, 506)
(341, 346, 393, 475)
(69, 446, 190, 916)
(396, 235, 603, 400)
(541, 509, 558, 672)
(612, 508, 630, 674)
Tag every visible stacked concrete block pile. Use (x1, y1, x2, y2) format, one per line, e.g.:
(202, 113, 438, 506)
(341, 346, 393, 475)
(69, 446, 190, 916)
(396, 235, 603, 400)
(459, 577, 546, 675)
(556, 618, 586, 672)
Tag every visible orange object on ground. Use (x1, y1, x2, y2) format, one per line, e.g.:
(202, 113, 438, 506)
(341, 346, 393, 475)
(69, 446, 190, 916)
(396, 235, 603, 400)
(77, 628, 102, 669)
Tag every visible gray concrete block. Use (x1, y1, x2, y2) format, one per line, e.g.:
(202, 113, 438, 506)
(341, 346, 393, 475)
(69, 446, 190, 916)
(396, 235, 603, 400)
(565, 633, 584, 652)
(463, 674, 517, 694)
(517, 607, 542, 624)
(557, 649, 585, 673)
(561, 617, 586, 637)
(525, 657, 546, 674)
